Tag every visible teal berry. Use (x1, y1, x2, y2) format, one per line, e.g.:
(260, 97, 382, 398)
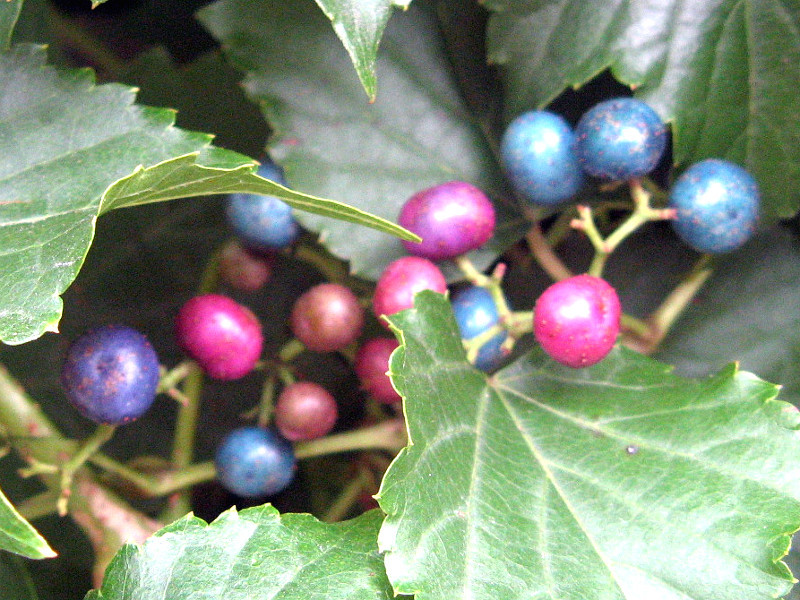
(215, 426, 296, 498)
(575, 98, 667, 180)
(500, 110, 583, 206)
(226, 161, 300, 250)
(451, 285, 509, 371)
(669, 159, 760, 253)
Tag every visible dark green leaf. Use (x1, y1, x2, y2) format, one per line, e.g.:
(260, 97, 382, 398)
(0, 552, 39, 600)
(200, 0, 527, 280)
(86, 506, 395, 600)
(0, 486, 55, 560)
(0, 0, 22, 50)
(485, 0, 800, 219)
(378, 291, 800, 600)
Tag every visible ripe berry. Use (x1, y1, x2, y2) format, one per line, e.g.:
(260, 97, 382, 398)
(373, 256, 448, 325)
(215, 426, 296, 498)
(275, 381, 338, 441)
(500, 110, 583, 206)
(451, 286, 508, 371)
(175, 294, 263, 380)
(533, 275, 621, 368)
(399, 181, 495, 261)
(290, 283, 364, 352)
(226, 162, 300, 251)
(218, 240, 275, 292)
(575, 98, 667, 180)
(668, 159, 760, 253)
(354, 337, 401, 404)
(60, 325, 160, 425)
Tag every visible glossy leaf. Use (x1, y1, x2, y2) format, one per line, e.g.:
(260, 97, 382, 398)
(0, 44, 414, 345)
(86, 506, 394, 600)
(0, 486, 55, 559)
(200, 0, 527, 280)
(485, 0, 800, 219)
(378, 291, 800, 600)
(0, 552, 39, 600)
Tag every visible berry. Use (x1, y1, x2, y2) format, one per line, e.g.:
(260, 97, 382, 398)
(399, 181, 495, 261)
(354, 337, 401, 404)
(575, 98, 667, 180)
(215, 426, 296, 498)
(175, 294, 263, 380)
(290, 283, 364, 352)
(451, 286, 508, 371)
(275, 381, 338, 441)
(500, 110, 583, 206)
(668, 159, 760, 254)
(218, 240, 275, 292)
(60, 325, 160, 425)
(533, 274, 621, 368)
(373, 256, 448, 326)
(226, 162, 300, 251)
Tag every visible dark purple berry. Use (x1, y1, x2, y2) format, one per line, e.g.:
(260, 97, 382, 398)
(451, 286, 508, 371)
(175, 294, 263, 380)
(534, 275, 621, 368)
(290, 283, 364, 352)
(399, 181, 496, 261)
(61, 325, 160, 425)
(215, 426, 295, 498)
(218, 240, 275, 292)
(275, 381, 338, 441)
(372, 256, 448, 326)
(354, 337, 401, 404)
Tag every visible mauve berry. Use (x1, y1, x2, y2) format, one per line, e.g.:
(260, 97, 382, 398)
(372, 256, 448, 326)
(218, 240, 275, 292)
(175, 294, 263, 380)
(399, 181, 496, 261)
(354, 337, 401, 404)
(60, 325, 160, 425)
(275, 381, 338, 441)
(290, 283, 364, 352)
(534, 275, 621, 368)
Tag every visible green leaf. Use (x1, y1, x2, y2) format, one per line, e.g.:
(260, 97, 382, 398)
(200, 0, 527, 280)
(0, 44, 414, 345)
(0, 552, 39, 600)
(313, 0, 411, 101)
(0, 486, 55, 560)
(86, 506, 395, 600)
(0, 0, 22, 50)
(485, 0, 800, 219)
(378, 291, 800, 600)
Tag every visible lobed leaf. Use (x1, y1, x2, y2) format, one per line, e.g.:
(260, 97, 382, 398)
(0, 551, 39, 600)
(0, 486, 55, 560)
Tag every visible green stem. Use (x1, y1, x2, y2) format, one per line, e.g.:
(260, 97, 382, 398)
(294, 419, 407, 460)
(58, 424, 117, 515)
(454, 255, 490, 286)
(15, 491, 60, 522)
(157, 360, 194, 394)
(279, 338, 306, 363)
(257, 375, 277, 428)
(322, 467, 372, 523)
(90, 454, 218, 497)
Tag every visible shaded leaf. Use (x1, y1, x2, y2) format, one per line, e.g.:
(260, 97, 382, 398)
(485, 0, 800, 219)
(378, 291, 800, 600)
(0, 0, 22, 50)
(0, 551, 39, 600)
(0, 486, 55, 559)
(86, 506, 394, 600)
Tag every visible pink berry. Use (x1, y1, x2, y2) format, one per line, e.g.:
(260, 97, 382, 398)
(354, 337, 401, 404)
(218, 240, 275, 292)
(175, 294, 263, 380)
(275, 381, 338, 441)
(372, 256, 448, 326)
(290, 283, 365, 352)
(399, 181, 496, 261)
(533, 274, 621, 368)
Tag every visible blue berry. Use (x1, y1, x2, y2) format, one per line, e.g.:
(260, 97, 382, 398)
(215, 426, 296, 498)
(451, 286, 508, 371)
(575, 98, 667, 180)
(60, 325, 160, 425)
(226, 161, 300, 250)
(500, 110, 583, 206)
(669, 159, 760, 253)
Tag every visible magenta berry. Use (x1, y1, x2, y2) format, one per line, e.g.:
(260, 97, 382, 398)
(354, 337, 401, 404)
(533, 275, 621, 368)
(275, 381, 338, 441)
(399, 181, 496, 261)
(175, 294, 263, 380)
(290, 283, 364, 352)
(372, 256, 448, 326)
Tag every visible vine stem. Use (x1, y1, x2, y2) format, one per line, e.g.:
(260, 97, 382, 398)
(322, 467, 372, 523)
(91, 455, 217, 497)
(57, 424, 117, 515)
(294, 419, 407, 460)
(525, 222, 573, 282)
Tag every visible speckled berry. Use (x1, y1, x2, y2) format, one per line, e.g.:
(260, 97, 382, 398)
(534, 275, 621, 368)
(372, 256, 448, 326)
(215, 426, 295, 498)
(501, 110, 583, 206)
(275, 381, 338, 441)
(175, 294, 263, 380)
(61, 325, 160, 425)
(451, 285, 509, 371)
(354, 337, 401, 404)
(290, 283, 364, 352)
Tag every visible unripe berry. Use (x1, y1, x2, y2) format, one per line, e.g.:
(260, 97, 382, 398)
(290, 283, 364, 352)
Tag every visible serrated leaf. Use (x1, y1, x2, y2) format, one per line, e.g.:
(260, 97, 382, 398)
(0, 552, 39, 600)
(378, 291, 800, 600)
(0, 486, 55, 560)
(0, 44, 414, 345)
(485, 0, 800, 219)
(0, 0, 22, 50)
(200, 0, 527, 280)
(86, 506, 394, 600)
(313, 0, 411, 101)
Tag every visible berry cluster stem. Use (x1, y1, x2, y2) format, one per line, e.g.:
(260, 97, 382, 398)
(294, 419, 407, 459)
(57, 424, 117, 515)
